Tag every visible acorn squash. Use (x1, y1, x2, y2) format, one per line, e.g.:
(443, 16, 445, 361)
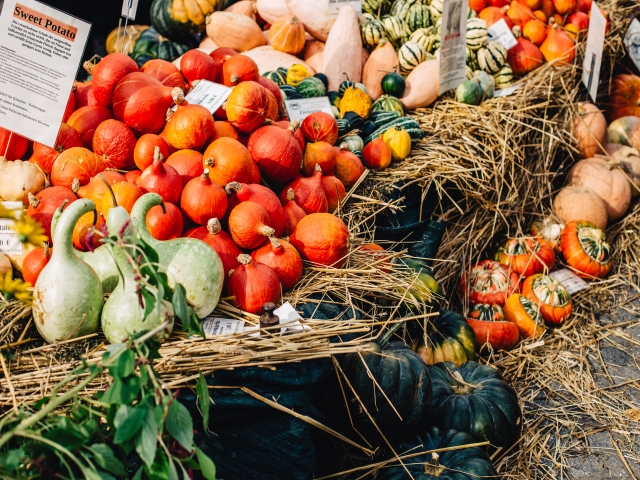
(130, 26, 199, 67)
(151, 0, 225, 40)
(413, 310, 476, 366)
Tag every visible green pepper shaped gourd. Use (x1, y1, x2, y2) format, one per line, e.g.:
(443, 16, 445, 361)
(33, 199, 103, 343)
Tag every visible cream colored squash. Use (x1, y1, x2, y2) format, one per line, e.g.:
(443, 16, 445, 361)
(199, 36, 218, 50)
(322, 5, 362, 91)
(553, 185, 608, 230)
(0, 158, 46, 205)
(206, 12, 267, 52)
(241, 46, 315, 74)
(603, 144, 640, 198)
(400, 59, 440, 109)
(225, 0, 256, 19)
(304, 40, 325, 73)
(363, 39, 398, 101)
(256, 0, 291, 24)
(286, 0, 336, 41)
(572, 102, 606, 158)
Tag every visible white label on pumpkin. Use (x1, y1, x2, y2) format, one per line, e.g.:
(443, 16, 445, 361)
(171, 79, 232, 115)
(0, 201, 23, 255)
(438, 0, 469, 95)
(121, 0, 139, 20)
(582, 1, 607, 102)
(285, 97, 334, 122)
(494, 85, 520, 97)
(487, 18, 517, 50)
(0, 0, 91, 147)
(624, 18, 640, 73)
(327, 0, 362, 17)
(550, 269, 589, 295)
(201, 317, 245, 336)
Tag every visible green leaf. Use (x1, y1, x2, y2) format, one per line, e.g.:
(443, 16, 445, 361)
(44, 417, 92, 449)
(132, 467, 144, 480)
(5, 448, 24, 472)
(168, 458, 179, 480)
(197, 373, 210, 430)
(147, 451, 170, 480)
(196, 448, 217, 480)
(135, 407, 158, 468)
(142, 287, 156, 322)
(187, 310, 205, 339)
(113, 349, 135, 379)
(166, 400, 193, 452)
(88, 444, 127, 476)
(114, 405, 146, 444)
(101, 375, 142, 405)
(172, 283, 189, 325)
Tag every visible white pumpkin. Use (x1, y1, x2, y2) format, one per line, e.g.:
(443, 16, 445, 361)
(0, 158, 46, 205)
(286, 0, 336, 41)
(241, 46, 315, 74)
(256, 0, 291, 24)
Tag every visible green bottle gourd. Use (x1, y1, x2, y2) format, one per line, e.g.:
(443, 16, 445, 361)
(130, 193, 224, 318)
(33, 199, 103, 343)
(100, 206, 174, 344)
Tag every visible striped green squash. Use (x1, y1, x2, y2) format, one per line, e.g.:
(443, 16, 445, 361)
(465, 65, 474, 80)
(405, 4, 431, 32)
(280, 84, 299, 99)
(370, 110, 402, 127)
(429, 0, 444, 18)
(494, 64, 514, 89)
(338, 79, 355, 96)
(390, 0, 418, 19)
(364, 117, 425, 145)
(297, 76, 326, 98)
(465, 47, 479, 71)
(363, 0, 386, 14)
(328, 91, 342, 108)
(382, 15, 408, 45)
(468, 8, 477, 18)
(477, 41, 507, 74)
(409, 29, 435, 52)
(277, 67, 289, 79)
(372, 95, 405, 115)
(466, 18, 488, 51)
(434, 16, 442, 35)
(336, 119, 351, 136)
(361, 19, 386, 48)
(263, 70, 286, 86)
(398, 41, 427, 73)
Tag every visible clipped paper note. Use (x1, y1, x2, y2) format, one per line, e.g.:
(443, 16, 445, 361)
(550, 269, 589, 295)
(438, 0, 469, 94)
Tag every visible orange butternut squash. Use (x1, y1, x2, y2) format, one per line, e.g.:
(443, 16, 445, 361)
(206, 12, 267, 53)
(363, 39, 398, 101)
(286, 0, 336, 41)
(400, 59, 440, 109)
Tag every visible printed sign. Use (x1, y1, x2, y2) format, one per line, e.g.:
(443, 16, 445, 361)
(0, 0, 91, 147)
(0, 201, 24, 255)
(121, 0, 139, 20)
(171, 79, 232, 115)
(582, 1, 606, 102)
(624, 18, 640, 74)
(487, 18, 517, 50)
(550, 269, 589, 295)
(201, 317, 245, 336)
(327, 0, 362, 17)
(438, 0, 469, 94)
(285, 97, 334, 122)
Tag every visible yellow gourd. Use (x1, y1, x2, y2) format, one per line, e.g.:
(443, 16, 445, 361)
(339, 87, 373, 119)
(286, 64, 311, 86)
(382, 126, 412, 162)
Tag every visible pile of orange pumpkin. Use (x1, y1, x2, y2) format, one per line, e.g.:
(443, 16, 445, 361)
(0, 48, 380, 314)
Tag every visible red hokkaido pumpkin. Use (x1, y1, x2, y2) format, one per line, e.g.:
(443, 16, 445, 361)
(141, 59, 186, 90)
(290, 213, 350, 268)
(222, 55, 260, 87)
(470, 0, 488, 12)
(112, 72, 175, 134)
(86, 53, 138, 107)
(300, 112, 339, 145)
(124, 170, 142, 184)
(249, 161, 261, 184)
(523, 19, 547, 45)
(210, 47, 239, 82)
(551, 0, 575, 13)
(67, 106, 114, 149)
(276, 120, 305, 151)
(517, 0, 541, 12)
(508, 27, 544, 75)
(283, 188, 306, 236)
(576, 0, 591, 12)
(185, 218, 242, 277)
(203, 137, 254, 186)
(540, 24, 575, 63)
(146, 202, 184, 240)
(321, 175, 346, 213)
(92, 120, 137, 170)
(334, 144, 365, 188)
(252, 237, 303, 290)
(166, 149, 204, 187)
(225, 182, 287, 237)
(507, 1, 534, 26)
(459, 260, 520, 306)
(31, 123, 82, 174)
(226, 81, 277, 133)
(165, 89, 215, 151)
(363, 136, 392, 170)
(0, 127, 29, 161)
(248, 121, 303, 183)
(62, 87, 76, 123)
(51, 147, 104, 188)
(488, 0, 509, 6)
(228, 201, 275, 249)
(479, 6, 514, 28)
(180, 49, 219, 85)
(22, 243, 51, 285)
(134, 134, 171, 171)
(73, 211, 106, 251)
(607, 75, 640, 122)
(27, 187, 77, 242)
(137, 148, 182, 204)
(211, 121, 239, 142)
(74, 81, 97, 108)
(180, 169, 228, 225)
(258, 76, 284, 111)
(102, 181, 143, 215)
(76, 171, 126, 214)
(566, 11, 589, 30)
(540, 0, 555, 17)
(281, 165, 328, 214)
(302, 141, 336, 176)
(228, 254, 281, 314)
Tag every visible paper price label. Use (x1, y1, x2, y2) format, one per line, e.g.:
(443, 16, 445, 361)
(201, 317, 245, 336)
(0, 201, 23, 255)
(494, 85, 520, 97)
(550, 269, 589, 295)
(624, 18, 640, 74)
(582, 1, 606, 102)
(285, 97, 334, 122)
(172, 79, 231, 115)
(438, 0, 469, 95)
(121, 0, 139, 20)
(487, 18, 517, 50)
(327, 0, 362, 17)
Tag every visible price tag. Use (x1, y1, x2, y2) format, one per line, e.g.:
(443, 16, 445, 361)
(0, 201, 23, 255)
(172, 79, 231, 115)
(327, 0, 362, 17)
(201, 317, 245, 336)
(275, 301, 312, 334)
(285, 97, 334, 122)
(438, 0, 469, 95)
(582, 1, 607, 102)
(121, 0, 139, 20)
(624, 18, 640, 74)
(550, 269, 589, 295)
(487, 18, 517, 50)
(494, 84, 520, 97)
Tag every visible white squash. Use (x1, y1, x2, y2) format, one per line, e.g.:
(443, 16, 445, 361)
(322, 6, 362, 91)
(0, 158, 46, 205)
(401, 59, 440, 109)
(286, 0, 336, 41)
(241, 46, 315, 74)
(304, 40, 325, 73)
(256, 0, 291, 24)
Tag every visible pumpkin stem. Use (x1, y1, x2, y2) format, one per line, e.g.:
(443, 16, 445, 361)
(207, 218, 222, 235)
(237, 254, 252, 265)
(82, 60, 95, 74)
(205, 14, 212, 25)
(230, 75, 240, 84)
(269, 237, 282, 249)
(28, 192, 40, 209)
(202, 168, 211, 180)
(449, 370, 477, 394)
(314, 163, 323, 174)
(379, 38, 388, 47)
(71, 179, 80, 194)
(98, 173, 118, 208)
(423, 452, 445, 476)
(512, 25, 521, 38)
(205, 157, 214, 167)
(225, 181, 242, 196)
(288, 119, 301, 133)
(171, 87, 185, 105)
(153, 146, 164, 163)
(340, 143, 350, 151)
(260, 225, 276, 237)
(286, 188, 295, 201)
(291, 16, 300, 24)
(377, 320, 405, 348)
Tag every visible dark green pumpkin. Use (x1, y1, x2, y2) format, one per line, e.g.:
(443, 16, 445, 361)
(342, 111, 364, 132)
(263, 70, 286, 86)
(328, 91, 342, 109)
(413, 310, 476, 367)
(296, 76, 326, 98)
(314, 73, 329, 90)
(150, 0, 225, 40)
(338, 79, 356, 96)
(393, 257, 440, 310)
(341, 338, 432, 438)
(381, 71, 406, 97)
(336, 119, 351, 137)
(428, 361, 522, 449)
(377, 426, 497, 480)
(130, 26, 199, 67)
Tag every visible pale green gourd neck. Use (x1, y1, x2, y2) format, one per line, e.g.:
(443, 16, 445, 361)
(130, 193, 163, 245)
(53, 199, 97, 262)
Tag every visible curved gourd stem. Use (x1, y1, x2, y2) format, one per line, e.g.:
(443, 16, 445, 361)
(130, 193, 164, 244)
(53, 199, 97, 261)
(377, 319, 405, 348)
(98, 173, 118, 208)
